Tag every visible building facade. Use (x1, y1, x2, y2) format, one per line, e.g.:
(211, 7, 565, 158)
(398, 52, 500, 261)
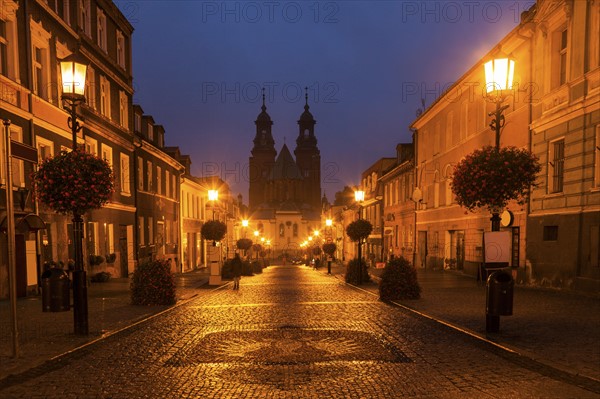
(0, 0, 137, 297)
(527, 0, 600, 290)
(380, 144, 416, 263)
(132, 105, 184, 273)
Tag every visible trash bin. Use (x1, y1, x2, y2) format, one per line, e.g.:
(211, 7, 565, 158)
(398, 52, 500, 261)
(486, 270, 514, 316)
(41, 268, 71, 312)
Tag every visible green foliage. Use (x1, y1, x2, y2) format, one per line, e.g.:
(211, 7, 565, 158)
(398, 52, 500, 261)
(346, 219, 373, 242)
(451, 146, 541, 212)
(312, 247, 322, 256)
(322, 243, 336, 255)
(344, 258, 370, 284)
(201, 220, 227, 242)
(379, 256, 421, 301)
(130, 259, 176, 306)
(236, 238, 253, 250)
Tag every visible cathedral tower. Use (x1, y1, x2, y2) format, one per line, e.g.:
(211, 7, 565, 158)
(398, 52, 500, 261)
(249, 91, 276, 211)
(294, 89, 321, 210)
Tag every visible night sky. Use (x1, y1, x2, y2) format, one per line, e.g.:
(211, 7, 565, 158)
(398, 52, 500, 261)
(122, 1, 533, 199)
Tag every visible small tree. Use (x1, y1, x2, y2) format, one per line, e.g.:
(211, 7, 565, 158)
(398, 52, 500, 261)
(236, 238, 253, 251)
(201, 220, 227, 243)
(379, 256, 421, 301)
(322, 243, 336, 257)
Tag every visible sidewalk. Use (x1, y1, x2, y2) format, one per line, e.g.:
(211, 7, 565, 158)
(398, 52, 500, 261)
(320, 262, 600, 383)
(0, 267, 212, 380)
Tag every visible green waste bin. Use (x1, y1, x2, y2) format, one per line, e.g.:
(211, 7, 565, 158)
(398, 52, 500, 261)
(41, 268, 71, 312)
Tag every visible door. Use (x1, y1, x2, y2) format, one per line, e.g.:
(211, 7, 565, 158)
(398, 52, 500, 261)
(417, 231, 427, 269)
(119, 225, 128, 277)
(15, 235, 27, 297)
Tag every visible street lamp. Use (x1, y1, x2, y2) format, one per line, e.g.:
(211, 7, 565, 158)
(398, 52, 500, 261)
(208, 189, 218, 220)
(484, 56, 515, 231)
(354, 189, 365, 284)
(60, 52, 88, 335)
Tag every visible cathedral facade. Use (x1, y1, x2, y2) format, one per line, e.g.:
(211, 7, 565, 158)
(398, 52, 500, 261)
(247, 91, 323, 256)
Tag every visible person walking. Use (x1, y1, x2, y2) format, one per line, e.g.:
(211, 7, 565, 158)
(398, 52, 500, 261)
(232, 254, 242, 290)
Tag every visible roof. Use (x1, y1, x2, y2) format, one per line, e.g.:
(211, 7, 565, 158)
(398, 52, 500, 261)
(269, 144, 302, 180)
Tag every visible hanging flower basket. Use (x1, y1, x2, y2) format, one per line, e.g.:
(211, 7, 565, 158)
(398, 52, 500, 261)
(451, 146, 541, 213)
(32, 150, 114, 215)
(201, 220, 227, 242)
(346, 219, 373, 242)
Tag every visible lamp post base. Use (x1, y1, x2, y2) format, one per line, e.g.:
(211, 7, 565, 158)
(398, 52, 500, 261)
(72, 269, 88, 335)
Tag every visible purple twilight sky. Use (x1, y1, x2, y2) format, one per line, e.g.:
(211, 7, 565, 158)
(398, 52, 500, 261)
(121, 0, 534, 200)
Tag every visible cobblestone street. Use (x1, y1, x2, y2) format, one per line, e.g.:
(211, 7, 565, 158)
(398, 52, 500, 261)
(1, 265, 598, 398)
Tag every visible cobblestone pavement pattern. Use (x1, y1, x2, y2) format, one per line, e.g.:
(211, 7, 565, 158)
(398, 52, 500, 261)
(0, 266, 598, 398)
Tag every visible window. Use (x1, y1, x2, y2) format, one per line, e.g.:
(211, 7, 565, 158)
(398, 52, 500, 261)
(37, 137, 54, 162)
(549, 139, 565, 193)
(543, 226, 559, 241)
(146, 160, 153, 191)
(148, 217, 154, 246)
(0, 125, 25, 187)
(134, 113, 141, 133)
(139, 216, 145, 246)
(85, 137, 98, 155)
(552, 28, 568, 88)
(120, 153, 130, 195)
(87, 222, 99, 255)
(101, 144, 113, 167)
(172, 174, 176, 199)
(460, 101, 468, 141)
(594, 125, 600, 188)
(279, 223, 284, 237)
(156, 166, 162, 195)
(0, 19, 7, 76)
(119, 90, 128, 128)
(105, 223, 114, 254)
(165, 170, 170, 197)
(137, 156, 144, 190)
(85, 66, 96, 110)
(63, 0, 71, 25)
(293, 223, 298, 237)
(148, 124, 154, 141)
(116, 30, 125, 68)
(100, 75, 111, 118)
(97, 8, 107, 52)
(80, 0, 91, 37)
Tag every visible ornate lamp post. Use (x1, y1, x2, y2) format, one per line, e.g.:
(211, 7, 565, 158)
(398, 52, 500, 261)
(484, 56, 515, 232)
(60, 52, 88, 335)
(242, 219, 248, 238)
(354, 189, 365, 284)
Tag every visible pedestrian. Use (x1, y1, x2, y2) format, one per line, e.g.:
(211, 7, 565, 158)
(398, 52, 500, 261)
(232, 253, 242, 290)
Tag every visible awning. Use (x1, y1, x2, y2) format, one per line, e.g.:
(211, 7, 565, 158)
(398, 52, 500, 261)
(0, 212, 46, 234)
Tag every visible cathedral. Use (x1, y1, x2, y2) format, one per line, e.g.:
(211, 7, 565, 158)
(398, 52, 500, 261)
(248, 90, 323, 255)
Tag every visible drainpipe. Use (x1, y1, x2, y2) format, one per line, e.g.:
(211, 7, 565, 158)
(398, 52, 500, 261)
(410, 128, 418, 268)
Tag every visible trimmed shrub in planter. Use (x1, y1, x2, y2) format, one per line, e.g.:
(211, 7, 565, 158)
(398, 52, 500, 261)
(236, 238, 253, 251)
(322, 243, 336, 257)
(105, 253, 117, 264)
(345, 259, 370, 285)
(379, 256, 421, 301)
(221, 258, 235, 279)
(242, 260, 253, 276)
(201, 220, 227, 243)
(251, 260, 263, 274)
(91, 271, 111, 282)
(131, 259, 176, 305)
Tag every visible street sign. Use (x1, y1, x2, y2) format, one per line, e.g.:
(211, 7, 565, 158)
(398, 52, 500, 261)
(11, 140, 38, 163)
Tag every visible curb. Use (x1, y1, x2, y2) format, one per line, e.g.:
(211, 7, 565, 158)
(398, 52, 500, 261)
(334, 269, 600, 394)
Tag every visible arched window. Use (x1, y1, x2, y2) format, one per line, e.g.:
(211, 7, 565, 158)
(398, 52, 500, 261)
(279, 223, 285, 237)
